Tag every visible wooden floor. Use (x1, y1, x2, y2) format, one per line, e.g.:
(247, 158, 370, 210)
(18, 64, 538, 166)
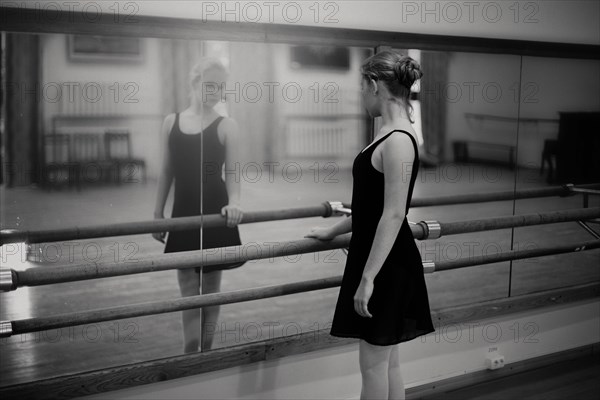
(418, 351, 600, 400)
(1, 162, 599, 387)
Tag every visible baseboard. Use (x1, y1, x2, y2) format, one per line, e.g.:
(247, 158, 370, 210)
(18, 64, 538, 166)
(405, 342, 599, 399)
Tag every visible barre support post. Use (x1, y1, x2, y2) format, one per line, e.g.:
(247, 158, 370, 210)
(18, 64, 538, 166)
(422, 260, 436, 273)
(0, 268, 15, 292)
(0, 321, 12, 338)
(418, 220, 442, 239)
(327, 201, 352, 217)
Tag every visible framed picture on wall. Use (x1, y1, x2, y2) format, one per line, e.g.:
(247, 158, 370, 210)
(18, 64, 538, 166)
(290, 45, 350, 70)
(68, 35, 144, 62)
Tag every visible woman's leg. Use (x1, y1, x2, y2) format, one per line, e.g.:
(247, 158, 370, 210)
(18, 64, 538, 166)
(388, 344, 405, 400)
(176, 268, 201, 353)
(200, 269, 222, 351)
(359, 339, 393, 400)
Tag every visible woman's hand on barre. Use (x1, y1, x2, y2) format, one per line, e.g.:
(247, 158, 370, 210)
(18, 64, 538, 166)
(304, 226, 337, 241)
(221, 203, 243, 228)
(152, 213, 166, 243)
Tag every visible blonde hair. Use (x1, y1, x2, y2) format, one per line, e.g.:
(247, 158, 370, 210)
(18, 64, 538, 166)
(189, 57, 228, 88)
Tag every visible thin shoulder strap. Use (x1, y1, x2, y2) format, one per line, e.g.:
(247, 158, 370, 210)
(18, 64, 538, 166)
(361, 131, 395, 153)
(362, 129, 419, 158)
(388, 129, 418, 162)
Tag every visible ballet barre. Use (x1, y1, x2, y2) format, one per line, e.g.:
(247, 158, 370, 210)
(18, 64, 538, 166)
(1, 207, 598, 292)
(409, 183, 599, 208)
(0, 183, 597, 246)
(1, 236, 598, 338)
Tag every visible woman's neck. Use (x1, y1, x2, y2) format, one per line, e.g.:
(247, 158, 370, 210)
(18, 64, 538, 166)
(188, 98, 213, 117)
(378, 100, 411, 135)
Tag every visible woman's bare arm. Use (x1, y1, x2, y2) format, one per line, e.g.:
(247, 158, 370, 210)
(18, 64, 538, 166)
(327, 215, 353, 236)
(360, 133, 414, 282)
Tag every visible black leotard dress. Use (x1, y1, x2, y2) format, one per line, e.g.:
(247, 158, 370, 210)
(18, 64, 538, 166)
(164, 113, 246, 274)
(330, 129, 436, 346)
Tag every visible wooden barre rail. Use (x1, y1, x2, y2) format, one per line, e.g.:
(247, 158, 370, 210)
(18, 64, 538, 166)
(464, 112, 560, 124)
(1, 184, 597, 245)
(2, 207, 598, 290)
(0, 204, 332, 245)
(410, 183, 599, 208)
(437, 207, 600, 237)
(433, 239, 600, 271)
(1, 238, 598, 338)
(1, 282, 598, 400)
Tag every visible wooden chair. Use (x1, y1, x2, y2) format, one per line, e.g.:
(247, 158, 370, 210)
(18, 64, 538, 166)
(71, 133, 114, 189)
(540, 139, 559, 183)
(104, 129, 147, 184)
(41, 134, 77, 190)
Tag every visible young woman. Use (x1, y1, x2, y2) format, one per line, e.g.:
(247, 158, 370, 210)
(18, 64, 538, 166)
(305, 50, 436, 399)
(153, 57, 246, 354)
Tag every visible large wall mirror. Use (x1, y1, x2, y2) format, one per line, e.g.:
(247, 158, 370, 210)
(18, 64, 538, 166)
(1, 21, 598, 388)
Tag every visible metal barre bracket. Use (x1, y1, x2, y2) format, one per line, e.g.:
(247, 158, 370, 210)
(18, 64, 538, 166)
(561, 183, 600, 196)
(0, 321, 12, 338)
(0, 229, 20, 246)
(0, 268, 15, 292)
(327, 201, 352, 217)
(422, 260, 436, 273)
(418, 220, 442, 239)
(561, 183, 575, 196)
(569, 186, 600, 196)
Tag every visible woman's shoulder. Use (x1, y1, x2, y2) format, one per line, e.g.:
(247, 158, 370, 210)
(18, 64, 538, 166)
(165, 112, 177, 123)
(386, 127, 418, 147)
(218, 115, 237, 126)
(161, 113, 178, 136)
(379, 128, 417, 160)
(215, 116, 240, 146)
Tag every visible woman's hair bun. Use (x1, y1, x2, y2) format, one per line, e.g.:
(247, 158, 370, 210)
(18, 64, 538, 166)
(394, 57, 423, 89)
(360, 50, 421, 123)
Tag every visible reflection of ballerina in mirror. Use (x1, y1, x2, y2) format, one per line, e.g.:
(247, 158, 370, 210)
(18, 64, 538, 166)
(153, 57, 246, 354)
